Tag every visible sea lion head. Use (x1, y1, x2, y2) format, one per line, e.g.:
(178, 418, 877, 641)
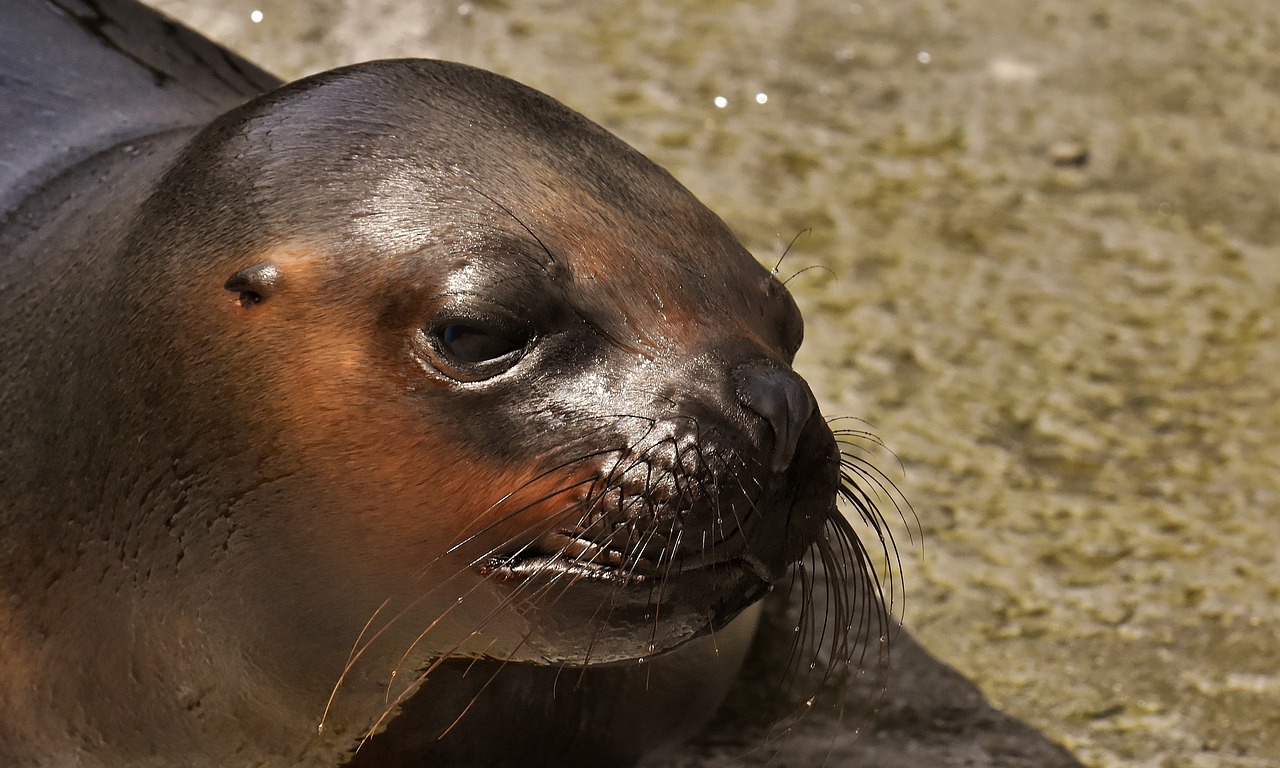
(110, 59, 884, 757)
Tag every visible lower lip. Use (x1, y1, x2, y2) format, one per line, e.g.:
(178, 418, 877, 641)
(472, 554, 771, 665)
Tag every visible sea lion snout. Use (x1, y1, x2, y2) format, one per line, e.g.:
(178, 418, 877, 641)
(732, 361, 817, 473)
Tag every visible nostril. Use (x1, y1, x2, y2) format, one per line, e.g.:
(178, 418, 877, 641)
(732, 362, 816, 473)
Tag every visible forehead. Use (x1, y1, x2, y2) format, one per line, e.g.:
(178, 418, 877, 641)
(234, 64, 782, 344)
(321, 139, 774, 333)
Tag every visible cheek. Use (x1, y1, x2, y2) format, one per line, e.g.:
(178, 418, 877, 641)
(272, 347, 459, 560)
(213, 262, 600, 598)
(265, 328, 590, 589)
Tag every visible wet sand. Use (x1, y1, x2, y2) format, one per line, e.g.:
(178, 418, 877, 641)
(153, 1, 1280, 765)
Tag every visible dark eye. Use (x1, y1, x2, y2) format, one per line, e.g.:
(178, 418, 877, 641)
(440, 323, 522, 364)
(424, 318, 530, 381)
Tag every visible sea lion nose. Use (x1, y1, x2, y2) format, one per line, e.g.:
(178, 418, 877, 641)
(732, 362, 816, 473)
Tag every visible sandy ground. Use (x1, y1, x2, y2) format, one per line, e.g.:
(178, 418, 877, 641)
(151, 1, 1280, 766)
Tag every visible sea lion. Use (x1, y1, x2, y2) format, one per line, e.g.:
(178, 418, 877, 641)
(0, 1, 887, 766)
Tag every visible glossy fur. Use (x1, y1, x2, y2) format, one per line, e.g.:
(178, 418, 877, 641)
(0, 2, 887, 766)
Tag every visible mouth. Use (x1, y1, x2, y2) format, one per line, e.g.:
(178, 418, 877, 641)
(471, 532, 773, 665)
(478, 532, 663, 585)
(478, 530, 772, 587)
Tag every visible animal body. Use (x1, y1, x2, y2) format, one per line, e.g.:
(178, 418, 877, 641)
(0, 1, 886, 765)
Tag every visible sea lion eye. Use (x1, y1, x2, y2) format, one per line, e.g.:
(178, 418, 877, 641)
(423, 317, 530, 381)
(440, 323, 522, 364)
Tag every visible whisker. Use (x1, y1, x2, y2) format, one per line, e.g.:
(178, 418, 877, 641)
(338, 478, 597, 703)
(772, 228, 809, 277)
(337, 399, 908, 768)
(385, 493, 595, 688)
(319, 596, 391, 734)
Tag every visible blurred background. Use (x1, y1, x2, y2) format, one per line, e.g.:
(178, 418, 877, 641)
(150, 1, 1280, 766)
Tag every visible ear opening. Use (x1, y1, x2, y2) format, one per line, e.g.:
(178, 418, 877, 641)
(224, 261, 280, 307)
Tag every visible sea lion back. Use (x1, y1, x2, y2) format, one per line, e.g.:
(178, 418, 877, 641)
(0, 0, 278, 217)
